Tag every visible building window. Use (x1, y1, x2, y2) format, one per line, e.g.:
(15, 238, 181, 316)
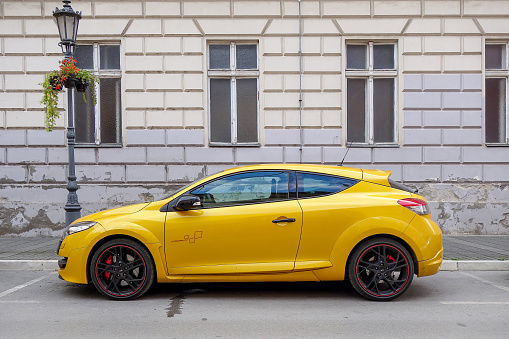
(74, 43, 122, 145)
(485, 43, 508, 144)
(208, 42, 259, 145)
(346, 42, 397, 145)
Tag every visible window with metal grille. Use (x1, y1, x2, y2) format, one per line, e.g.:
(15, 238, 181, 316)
(208, 42, 259, 145)
(346, 42, 397, 145)
(485, 43, 508, 144)
(74, 43, 122, 145)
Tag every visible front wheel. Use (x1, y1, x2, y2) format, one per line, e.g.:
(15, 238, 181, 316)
(90, 239, 154, 300)
(348, 238, 414, 301)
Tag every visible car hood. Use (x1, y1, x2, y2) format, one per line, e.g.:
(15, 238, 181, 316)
(74, 203, 150, 222)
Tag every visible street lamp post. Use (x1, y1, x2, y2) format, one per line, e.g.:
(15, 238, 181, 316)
(53, 0, 82, 226)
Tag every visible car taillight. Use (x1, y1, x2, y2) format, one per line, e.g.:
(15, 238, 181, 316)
(397, 198, 430, 215)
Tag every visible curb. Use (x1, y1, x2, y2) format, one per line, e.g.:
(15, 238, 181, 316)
(0, 259, 508, 271)
(441, 260, 509, 271)
(0, 260, 58, 270)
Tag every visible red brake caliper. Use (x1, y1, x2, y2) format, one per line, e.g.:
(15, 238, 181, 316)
(386, 255, 395, 263)
(104, 255, 112, 280)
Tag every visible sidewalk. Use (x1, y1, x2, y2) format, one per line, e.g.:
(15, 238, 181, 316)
(0, 235, 508, 270)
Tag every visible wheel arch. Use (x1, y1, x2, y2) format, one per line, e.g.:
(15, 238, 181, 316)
(312, 215, 418, 282)
(343, 234, 418, 281)
(86, 234, 163, 284)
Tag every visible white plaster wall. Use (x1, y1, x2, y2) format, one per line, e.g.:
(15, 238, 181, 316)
(1, 1, 509, 234)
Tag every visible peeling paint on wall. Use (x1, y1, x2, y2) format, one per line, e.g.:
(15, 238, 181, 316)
(1, 182, 508, 236)
(417, 183, 509, 235)
(0, 184, 181, 236)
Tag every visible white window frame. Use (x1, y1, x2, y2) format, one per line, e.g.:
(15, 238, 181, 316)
(485, 41, 509, 145)
(208, 42, 260, 146)
(75, 42, 122, 146)
(345, 41, 398, 146)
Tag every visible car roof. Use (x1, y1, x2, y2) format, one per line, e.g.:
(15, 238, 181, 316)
(218, 164, 392, 184)
(217, 164, 368, 181)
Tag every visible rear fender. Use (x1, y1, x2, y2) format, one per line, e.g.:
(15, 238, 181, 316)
(312, 216, 409, 281)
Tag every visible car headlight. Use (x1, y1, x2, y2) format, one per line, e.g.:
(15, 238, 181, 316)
(62, 221, 97, 240)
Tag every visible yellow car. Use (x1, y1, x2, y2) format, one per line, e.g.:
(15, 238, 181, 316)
(57, 164, 442, 301)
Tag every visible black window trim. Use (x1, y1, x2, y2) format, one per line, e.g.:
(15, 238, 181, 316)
(160, 170, 360, 212)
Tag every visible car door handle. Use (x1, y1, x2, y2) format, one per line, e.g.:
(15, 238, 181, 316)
(272, 218, 296, 223)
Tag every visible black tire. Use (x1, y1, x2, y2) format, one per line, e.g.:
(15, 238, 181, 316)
(90, 239, 154, 300)
(348, 237, 414, 301)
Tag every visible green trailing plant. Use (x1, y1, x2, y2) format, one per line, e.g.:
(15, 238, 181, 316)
(40, 58, 99, 131)
(75, 67, 99, 103)
(41, 70, 61, 132)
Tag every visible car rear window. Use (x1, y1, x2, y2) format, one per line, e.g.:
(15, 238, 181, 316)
(297, 172, 358, 199)
(389, 179, 418, 193)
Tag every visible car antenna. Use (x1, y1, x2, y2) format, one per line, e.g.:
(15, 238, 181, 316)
(339, 141, 353, 166)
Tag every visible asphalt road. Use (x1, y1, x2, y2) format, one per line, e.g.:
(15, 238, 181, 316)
(0, 270, 508, 338)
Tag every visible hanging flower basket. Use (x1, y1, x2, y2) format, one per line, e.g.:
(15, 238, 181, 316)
(40, 58, 99, 131)
(75, 78, 89, 93)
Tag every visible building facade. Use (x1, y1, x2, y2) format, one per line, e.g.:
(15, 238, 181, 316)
(1, 0, 508, 235)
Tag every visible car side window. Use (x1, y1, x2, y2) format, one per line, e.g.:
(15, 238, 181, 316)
(297, 172, 358, 199)
(190, 171, 289, 208)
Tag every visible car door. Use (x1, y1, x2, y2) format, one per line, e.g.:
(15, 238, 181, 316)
(293, 172, 360, 267)
(164, 170, 303, 275)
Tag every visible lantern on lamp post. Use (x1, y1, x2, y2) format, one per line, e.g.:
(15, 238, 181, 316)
(53, 0, 82, 226)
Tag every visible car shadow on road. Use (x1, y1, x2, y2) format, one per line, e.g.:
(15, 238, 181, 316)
(58, 278, 435, 302)
(148, 280, 360, 301)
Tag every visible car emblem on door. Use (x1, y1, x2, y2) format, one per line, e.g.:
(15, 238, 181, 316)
(172, 231, 203, 244)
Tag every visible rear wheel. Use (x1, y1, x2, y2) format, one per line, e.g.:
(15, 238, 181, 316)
(90, 239, 154, 300)
(348, 238, 414, 301)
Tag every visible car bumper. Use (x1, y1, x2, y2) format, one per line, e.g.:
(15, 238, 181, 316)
(57, 224, 107, 285)
(58, 246, 92, 284)
(417, 247, 443, 277)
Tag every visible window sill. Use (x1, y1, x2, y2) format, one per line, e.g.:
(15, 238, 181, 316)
(485, 143, 509, 147)
(347, 143, 400, 148)
(209, 143, 261, 147)
(75, 143, 123, 148)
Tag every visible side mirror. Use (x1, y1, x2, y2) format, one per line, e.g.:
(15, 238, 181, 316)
(175, 195, 201, 211)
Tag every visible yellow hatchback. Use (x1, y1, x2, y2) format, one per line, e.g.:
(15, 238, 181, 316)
(57, 164, 442, 301)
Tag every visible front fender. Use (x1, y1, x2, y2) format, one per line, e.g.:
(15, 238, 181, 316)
(58, 223, 109, 284)
(103, 225, 161, 245)
(98, 220, 168, 280)
(312, 216, 410, 281)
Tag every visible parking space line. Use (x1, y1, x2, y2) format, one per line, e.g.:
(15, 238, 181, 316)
(0, 300, 39, 304)
(441, 301, 509, 305)
(461, 272, 509, 293)
(0, 276, 48, 298)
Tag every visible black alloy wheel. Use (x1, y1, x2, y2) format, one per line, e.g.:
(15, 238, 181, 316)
(90, 239, 154, 300)
(348, 238, 414, 301)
